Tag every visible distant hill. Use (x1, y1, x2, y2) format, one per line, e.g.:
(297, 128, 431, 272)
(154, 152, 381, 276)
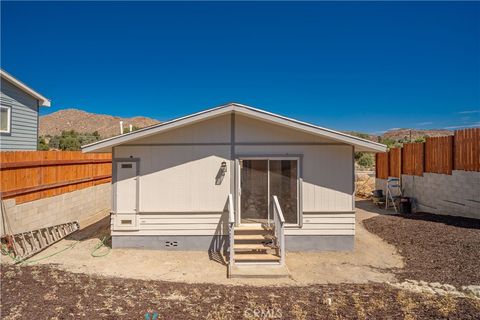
(40, 109, 160, 139)
(381, 128, 453, 141)
(343, 131, 378, 142)
(40, 109, 457, 143)
(346, 129, 454, 143)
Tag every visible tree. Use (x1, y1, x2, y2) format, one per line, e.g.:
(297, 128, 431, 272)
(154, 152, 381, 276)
(59, 135, 81, 150)
(45, 130, 102, 151)
(38, 137, 50, 151)
(357, 153, 374, 168)
(414, 136, 427, 143)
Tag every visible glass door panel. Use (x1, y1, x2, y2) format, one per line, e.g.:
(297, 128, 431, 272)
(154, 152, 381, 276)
(269, 160, 298, 224)
(240, 160, 269, 223)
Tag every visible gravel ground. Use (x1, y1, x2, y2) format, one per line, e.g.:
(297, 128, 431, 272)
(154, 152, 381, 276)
(362, 212, 480, 287)
(1, 264, 480, 319)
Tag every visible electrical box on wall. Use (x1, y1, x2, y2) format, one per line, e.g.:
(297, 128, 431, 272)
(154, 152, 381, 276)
(113, 213, 139, 231)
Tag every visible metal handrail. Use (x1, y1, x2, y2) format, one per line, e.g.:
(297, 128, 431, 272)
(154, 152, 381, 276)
(271, 195, 286, 265)
(227, 194, 235, 266)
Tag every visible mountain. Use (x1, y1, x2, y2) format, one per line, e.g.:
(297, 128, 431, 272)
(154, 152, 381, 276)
(39, 109, 160, 139)
(40, 109, 456, 143)
(346, 129, 454, 143)
(381, 128, 453, 141)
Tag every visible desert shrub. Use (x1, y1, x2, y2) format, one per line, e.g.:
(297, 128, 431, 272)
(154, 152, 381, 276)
(44, 130, 102, 151)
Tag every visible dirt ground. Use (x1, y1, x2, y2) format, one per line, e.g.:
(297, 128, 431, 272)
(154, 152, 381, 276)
(1, 204, 403, 286)
(2, 264, 480, 319)
(361, 201, 480, 287)
(2, 200, 480, 318)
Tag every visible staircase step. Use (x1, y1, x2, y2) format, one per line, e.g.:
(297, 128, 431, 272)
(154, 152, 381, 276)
(235, 225, 271, 230)
(234, 243, 275, 251)
(234, 234, 273, 241)
(235, 227, 272, 235)
(234, 253, 280, 262)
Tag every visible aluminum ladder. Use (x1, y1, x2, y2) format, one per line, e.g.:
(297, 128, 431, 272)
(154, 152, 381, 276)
(385, 177, 402, 212)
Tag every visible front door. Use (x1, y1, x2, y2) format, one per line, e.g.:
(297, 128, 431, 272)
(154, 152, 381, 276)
(239, 158, 299, 225)
(115, 161, 138, 213)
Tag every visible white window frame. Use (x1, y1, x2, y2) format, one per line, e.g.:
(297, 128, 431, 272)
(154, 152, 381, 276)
(0, 105, 12, 134)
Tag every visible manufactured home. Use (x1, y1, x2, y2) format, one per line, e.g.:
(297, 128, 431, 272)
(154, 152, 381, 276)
(83, 103, 386, 267)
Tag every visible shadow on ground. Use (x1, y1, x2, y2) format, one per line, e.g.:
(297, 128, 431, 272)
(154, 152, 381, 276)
(66, 216, 111, 246)
(357, 198, 480, 230)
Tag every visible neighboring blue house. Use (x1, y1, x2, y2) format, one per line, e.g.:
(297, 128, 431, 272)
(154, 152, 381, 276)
(0, 70, 51, 151)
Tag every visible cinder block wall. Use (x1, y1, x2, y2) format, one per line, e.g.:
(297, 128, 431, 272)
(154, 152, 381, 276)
(1, 183, 111, 235)
(375, 171, 480, 219)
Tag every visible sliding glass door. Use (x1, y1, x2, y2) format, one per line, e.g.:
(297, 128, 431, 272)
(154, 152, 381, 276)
(239, 158, 299, 225)
(239, 159, 269, 223)
(269, 160, 298, 225)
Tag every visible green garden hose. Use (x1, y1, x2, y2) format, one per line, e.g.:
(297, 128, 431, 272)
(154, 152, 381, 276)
(91, 235, 111, 257)
(2, 235, 110, 264)
(1, 240, 79, 265)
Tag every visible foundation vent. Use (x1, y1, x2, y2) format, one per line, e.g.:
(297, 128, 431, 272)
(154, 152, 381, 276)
(165, 241, 178, 248)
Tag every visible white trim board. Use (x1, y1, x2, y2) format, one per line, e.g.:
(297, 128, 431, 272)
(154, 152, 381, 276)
(82, 103, 386, 153)
(1, 69, 51, 107)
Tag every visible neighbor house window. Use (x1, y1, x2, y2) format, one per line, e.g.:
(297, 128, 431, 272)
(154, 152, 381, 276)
(0, 105, 11, 133)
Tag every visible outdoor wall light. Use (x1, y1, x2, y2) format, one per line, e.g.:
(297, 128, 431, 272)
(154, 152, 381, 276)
(216, 162, 227, 185)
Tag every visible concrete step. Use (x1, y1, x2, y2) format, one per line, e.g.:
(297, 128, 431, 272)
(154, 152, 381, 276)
(229, 264, 290, 279)
(234, 253, 280, 262)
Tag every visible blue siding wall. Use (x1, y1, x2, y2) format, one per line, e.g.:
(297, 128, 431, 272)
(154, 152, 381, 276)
(0, 79, 39, 150)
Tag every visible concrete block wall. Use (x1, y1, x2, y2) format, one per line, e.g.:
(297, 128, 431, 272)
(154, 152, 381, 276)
(1, 183, 111, 235)
(375, 170, 480, 219)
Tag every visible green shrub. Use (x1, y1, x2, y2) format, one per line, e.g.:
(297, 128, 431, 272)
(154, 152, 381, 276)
(42, 130, 102, 151)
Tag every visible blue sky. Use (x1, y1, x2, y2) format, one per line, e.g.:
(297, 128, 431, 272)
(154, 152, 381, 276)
(1, 2, 479, 134)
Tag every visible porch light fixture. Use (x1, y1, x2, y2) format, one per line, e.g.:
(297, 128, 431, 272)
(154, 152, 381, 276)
(215, 161, 228, 185)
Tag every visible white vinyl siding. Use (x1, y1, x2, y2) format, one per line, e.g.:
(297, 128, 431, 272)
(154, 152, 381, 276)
(285, 212, 355, 235)
(115, 145, 232, 213)
(111, 213, 227, 236)
(235, 144, 354, 212)
(0, 79, 39, 150)
(112, 113, 355, 237)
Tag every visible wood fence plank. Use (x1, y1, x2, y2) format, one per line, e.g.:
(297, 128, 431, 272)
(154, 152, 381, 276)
(0, 151, 111, 204)
(425, 136, 454, 175)
(375, 152, 389, 179)
(454, 128, 480, 172)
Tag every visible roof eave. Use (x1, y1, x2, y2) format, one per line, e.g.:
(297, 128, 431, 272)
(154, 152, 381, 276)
(1, 69, 51, 107)
(82, 103, 387, 153)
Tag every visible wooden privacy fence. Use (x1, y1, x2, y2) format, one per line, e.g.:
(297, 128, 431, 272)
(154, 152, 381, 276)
(376, 128, 480, 178)
(455, 128, 480, 171)
(425, 136, 454, 175)
(388, 148, 402, 178)
(375, 152, 389, 179)
(402, 142, 424, 176)
(0, 151, 112, 204)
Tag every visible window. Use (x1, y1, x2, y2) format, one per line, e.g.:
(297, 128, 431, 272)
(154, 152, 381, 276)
(0, 106, 11, 133)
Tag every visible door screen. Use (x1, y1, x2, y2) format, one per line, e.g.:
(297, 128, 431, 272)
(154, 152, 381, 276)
(240, 159, 298, 225)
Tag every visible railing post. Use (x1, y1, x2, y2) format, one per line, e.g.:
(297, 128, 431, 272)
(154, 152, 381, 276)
(272, 195, 286, 266)
(280, 224, 285, 265)
(227, 194, 235, 268)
